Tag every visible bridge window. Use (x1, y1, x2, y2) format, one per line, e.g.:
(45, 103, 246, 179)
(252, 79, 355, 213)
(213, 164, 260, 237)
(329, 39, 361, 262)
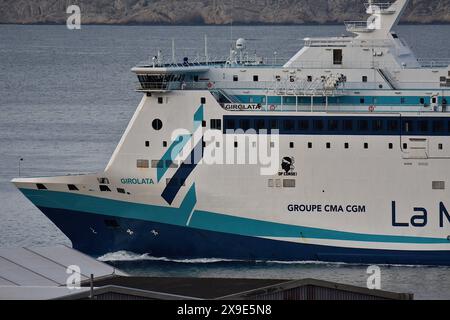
(364, 143, 369, 149)
(253, 75, 259, 82)
(157, 97, 164, 104)
(239, 119, 250, 130)
(432, 181, 445, 190)
(233, 75, 238, 82)
(439, 143, 443, 150)
(344, 143, 349, 149)
(362, 76, 368, 83)
(389, 143, 393, 149)
(290, 142, 294, 148)
(326, 142, 331, 149)
(308, 142, 313, 149)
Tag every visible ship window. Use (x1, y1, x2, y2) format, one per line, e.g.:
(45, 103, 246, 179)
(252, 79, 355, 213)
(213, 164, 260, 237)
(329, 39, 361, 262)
(308, 142, 313, 149)
(201, 97, 206, 104)
(333, 49, 343, 65)
(35, 183, 47, 190)
(313, 120, 324, 130)
(403, 120, 413, 133)
(441, 76, 447, 82)
(152, 119, 163, 130)
(290, 142, 294, 148)
(400, 97, 406, 104)
(117, 188, 126, 194)
(151, 160, 163, 168)
(193, 75, 199, 82)
(97, 177, 110, 184)
(104, 219, 120, 228)
(268, 179, 274, 187)
(403, 143, 408, 150)
(345, 143, 349, 149)
(239, 119, 250, 130)
(225, 119, 235, 130)
(233, 75, 238, 82)
(358, 120, 369, 131)
(99, 185, 111, 192)
(270, 142, 275, 148)
(253, 75, 259, 82)
(137, 159, 149, 168)
(298, 120, 309, 130)
(360, 98, 365, 104)
(275, 179, 282, 188)
(283, 120, 295, 131)
(202, 120, 206, 128)
(163, 141, 167, 147)
(234, 141, 238, 148)
(432, 97, 437, 104)
(389, 143, 393, 149)
(216, 141, 220, 148)
(419, 120, 429, 132)
(388, 119, 399, 131)
(362, 76, 368, 83)
(283, 179, 296, 188)
(420, 98, 425, 104)
(372, 119, 383, 131)
(255, 119, 266, 131)
(439, 143, 443, 150)
(165, 160, 178, 168)
(276, 75, 281, 81)
(68, 184, 78, 191)
(157, 97, 164, 104)
(364, 143, 368, 149)
(210, 119, 222, 130)
(433, 120, 444, 133)
(145, 141, 150, 147)
(326, 142, 331, 149)
(307, 76, 312, 82)
(270, 119, 279, 130)
(328, 119, 339, 131)
(343, 119, 353, 131)
(432, 181, 445, 190)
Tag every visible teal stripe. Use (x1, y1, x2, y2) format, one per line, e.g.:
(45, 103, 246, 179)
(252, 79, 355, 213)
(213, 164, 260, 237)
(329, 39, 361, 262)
(19, 188, 450, 244)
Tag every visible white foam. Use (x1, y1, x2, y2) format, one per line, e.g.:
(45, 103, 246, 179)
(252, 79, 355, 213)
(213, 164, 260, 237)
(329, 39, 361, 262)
(97, 251, 237, 263)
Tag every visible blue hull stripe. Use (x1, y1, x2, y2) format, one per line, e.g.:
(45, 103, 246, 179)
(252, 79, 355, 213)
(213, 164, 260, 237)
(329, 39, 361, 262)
(19, 188, 450, 245)
(37, 207, 450, 265)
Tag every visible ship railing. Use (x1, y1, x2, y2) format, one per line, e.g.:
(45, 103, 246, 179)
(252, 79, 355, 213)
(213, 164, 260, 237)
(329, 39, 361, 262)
(417, 59, 450, 68)
(364, 2, 396, 13)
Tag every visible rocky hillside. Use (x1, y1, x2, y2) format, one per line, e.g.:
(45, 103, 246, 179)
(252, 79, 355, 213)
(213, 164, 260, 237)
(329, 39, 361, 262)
(1, 0, 449, 24)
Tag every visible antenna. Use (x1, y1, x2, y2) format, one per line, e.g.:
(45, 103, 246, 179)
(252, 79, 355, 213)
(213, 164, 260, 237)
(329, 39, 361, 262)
(204, 34, 208, 64)
(230, 0, 234, 48)
(18, 157, 23, 177)
(172, 38, 175, 63)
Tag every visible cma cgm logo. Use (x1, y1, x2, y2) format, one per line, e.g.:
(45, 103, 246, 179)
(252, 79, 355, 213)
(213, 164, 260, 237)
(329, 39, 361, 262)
(391, 201, 450, 228)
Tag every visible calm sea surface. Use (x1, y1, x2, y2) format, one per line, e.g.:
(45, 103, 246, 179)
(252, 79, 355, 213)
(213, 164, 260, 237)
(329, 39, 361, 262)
(1, 24, 450, 299)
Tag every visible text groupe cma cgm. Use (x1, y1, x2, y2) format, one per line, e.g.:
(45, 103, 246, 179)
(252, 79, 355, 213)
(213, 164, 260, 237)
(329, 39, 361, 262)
(288, 204, 367, 213)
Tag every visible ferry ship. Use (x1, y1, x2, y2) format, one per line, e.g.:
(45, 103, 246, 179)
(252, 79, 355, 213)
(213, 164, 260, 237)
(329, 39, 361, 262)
(12, 0, 450, 265)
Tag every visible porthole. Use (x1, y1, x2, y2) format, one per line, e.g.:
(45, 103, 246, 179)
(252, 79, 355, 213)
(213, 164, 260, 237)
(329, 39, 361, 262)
(152, 119, 163, 130)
